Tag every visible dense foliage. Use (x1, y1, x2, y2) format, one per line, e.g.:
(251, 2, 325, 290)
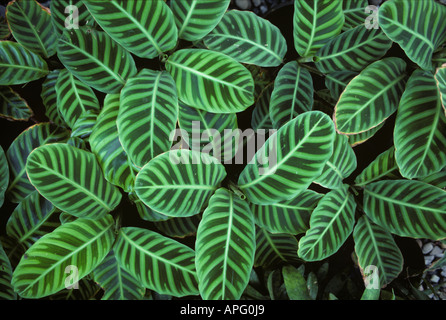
(0, 0, 446, 300)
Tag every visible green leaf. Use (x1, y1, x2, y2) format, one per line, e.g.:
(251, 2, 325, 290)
(171, 0, 230, 42)
(419, 167, 446, 189)
(83, 0, 178, 59)
(313, 133, 357, 189)
(90, 94, 136, 193)
(435, 65, 446, 116)
(342, 0, 370, 30)
(56, 68, 101, 129)
(0, 146, 8, 208)
(117, 69, 179, 169)
(353, 215, 403, 289)
(251, 84, 274, 130)
(6, 0, 58, 58)
(177, 101, 239, 162)
(0, 241, 16, 300)
(11, 215, 115, 299)
(50, 0, 96, 37)
(6, 191, 60, 251)
(254, 228, 300, 269)
(26, 143, 122, 219)
(363, 179, 446, 240)
(114, 227, 199, 297)
(314, 26, 392, 74)
(92, 250, 145, 300)
(354, 146, 400, 187)
(0, 86, 33, 121)
(394, 69, 446, 179)
(238, 111, 335, 205)
(41, 69, 66, 127)
(57, 27, 137, 93)
(0, 41, 48, 85)
(334, 57, 407, 134)
(204, 10, 287, 67)
(282, 265, 312, 300)
(298, 185, 356, 261)
(324, 70, 358, 101)
(134, 149, 227, 217)
(251, 189, 322, 235)
(293, 0, 344, 58)
(6, 123, 70, 203)
(269, 61, 313, 129)
(166, 48, 255, 113)
(70, 110, 98, 140)
(378, 0, 446, 71)
(154, 216, 200, 239)
(348, 123, 384, 147)
(195, 188, 255, 300)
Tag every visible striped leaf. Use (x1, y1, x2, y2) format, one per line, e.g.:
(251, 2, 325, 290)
(92, 250, 145, 300)
(0, 15, 11, 40)
(11, 215, 115, 299)
(56, 68, 101, 129)
(26, 143, 122, 219)
(293, 0, 344, 58)
(0, 41, 48, 85)
(269, 61, 313, 129)
(354, 146, 400, 187)
(6, 191, 60, 251)
(394, 69, 446, 179)
(134, 149, 227, 217)
(83, 0, 177, 59)
(251, 84, 274, 131)
(195, 188, 255, 300)
(90, 94, 136, 193)
(314, 26, 392, 74)
(314, 133, 357, 189)
(298, 185, 357, 261)
(342, 0, 370, 30)
(363, 179, 446, 240)
(166, 48, 255, 114)
(70, 110, 98, 140)
(238, 111, 335, 205)
(353, 215, 403, 289)
(114, 227, 199, 297)
(435, 65, 446, 115)
(41, 69, 66, 127)
(0, 241, 16, 300)
(348, 123, 384, 147)
(154, 216, 200, 239)
(50, 0, 96, 38)
(6, 0, 57, 58)
(0, 86, 33, 121)
(420, 167, 446, 189)
(117, 69, 178, 169)
(251, 189, 323, 235)
(324, 70, 358, 101)
(6, 123, 70, 203)
(334, 57, 407, 134)
(128, 193, 170, 223)
(203, 10, 287, 67)
(171, 0, 230, 42)
(0, 146, 8, 208)
(378, 0, 446, 71)
(178, 101, 239, 162)
(254, 228, 300, 269)
(57, 27, 137, 93)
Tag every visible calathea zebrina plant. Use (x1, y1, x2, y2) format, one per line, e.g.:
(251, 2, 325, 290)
(1, 0, 446, 301)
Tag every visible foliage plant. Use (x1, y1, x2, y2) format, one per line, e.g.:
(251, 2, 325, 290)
(0, 0, 446, 301)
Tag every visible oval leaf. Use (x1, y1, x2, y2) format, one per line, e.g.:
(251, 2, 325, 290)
(166, 48, 255, 113)
(26, 143, 122, 219)
(238, 111, 335, 205)
(134, 149, 227, 217)
(11, 215, 115, 299)
(195, 188, 255, 300)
